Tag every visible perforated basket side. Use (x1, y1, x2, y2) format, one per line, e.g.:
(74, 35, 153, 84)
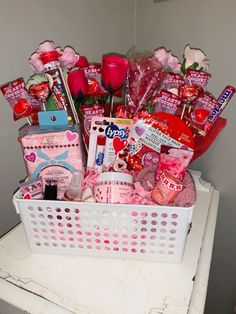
(13, 192, 194, 263)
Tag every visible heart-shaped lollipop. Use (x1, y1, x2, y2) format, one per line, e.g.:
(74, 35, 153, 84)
(193, 108, 210, 124)
(13, 98, 32, 117)
(179, 85, 203, 103)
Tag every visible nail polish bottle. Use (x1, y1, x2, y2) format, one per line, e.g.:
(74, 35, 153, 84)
(44, 180, 58, 200)
(64, 171, 83, 201)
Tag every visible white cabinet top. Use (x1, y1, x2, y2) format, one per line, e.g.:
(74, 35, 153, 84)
(0, 170, 219, 314)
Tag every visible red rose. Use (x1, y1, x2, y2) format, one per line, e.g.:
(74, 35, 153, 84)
(68, 69, 88, 102)
(101, 54, 130, 93)
(74, 56, 89, 68)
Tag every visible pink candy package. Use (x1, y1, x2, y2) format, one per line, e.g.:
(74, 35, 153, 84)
(156, 145, 194, 180)
(153, 89, 182, 115)
(19, 125, 84, 199)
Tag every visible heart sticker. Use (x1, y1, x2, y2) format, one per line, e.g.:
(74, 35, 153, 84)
(134, 125, 146, 136)
(66, 130, 78, 142)
(113, 137, 128, 154)
(24, 152, 36, 163)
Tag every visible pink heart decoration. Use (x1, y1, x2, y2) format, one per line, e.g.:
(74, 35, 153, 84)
(113, 137, 128, 154)
(135, 126, 146, 136)
(66, 130, 78, 142)
(24, 152, 36, 163)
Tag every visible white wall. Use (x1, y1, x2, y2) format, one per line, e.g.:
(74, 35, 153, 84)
(0, 0, 135, 236)
(1, 1, 235, 312)
(136, 1, 236, 313)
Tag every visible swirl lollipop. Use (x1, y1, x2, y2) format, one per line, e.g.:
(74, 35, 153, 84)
(26, 74, 51, 111)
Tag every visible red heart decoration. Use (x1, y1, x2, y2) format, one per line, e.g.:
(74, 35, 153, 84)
(193, 108, 210, 123)
(113, 137, 128, 154)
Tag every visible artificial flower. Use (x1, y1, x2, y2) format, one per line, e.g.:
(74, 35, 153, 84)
(183, 45, 209, 71)
(67, 69, 88, 102)
(59, 47, 80, 69)
(154, 48, 181, 73)
(37, 40, 55, 53)
(74, 56, 89, 68)
(101, 54, 130, 93)
(28, 53, 44, 73)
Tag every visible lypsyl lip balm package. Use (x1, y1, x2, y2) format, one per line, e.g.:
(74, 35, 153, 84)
(19, 124, 84, 199)
(87, 117, 133, 172)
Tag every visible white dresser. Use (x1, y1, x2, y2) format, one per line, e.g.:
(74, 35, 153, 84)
(0, 170, 219, 314)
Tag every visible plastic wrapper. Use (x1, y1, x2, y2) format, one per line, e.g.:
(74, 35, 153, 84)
(156, 145, 193, 180)
(125, 50, 166, 118)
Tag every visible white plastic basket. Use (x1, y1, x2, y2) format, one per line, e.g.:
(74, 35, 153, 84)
(13, 192, 194, 263)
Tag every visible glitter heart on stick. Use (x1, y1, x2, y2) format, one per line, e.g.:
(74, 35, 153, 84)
(125, 52, 166, 118)
(0, 78, 34, 125)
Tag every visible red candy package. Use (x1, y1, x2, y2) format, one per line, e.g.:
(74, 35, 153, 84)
(128, 112, 194, 171)
(185, 69, 211, 89)
(79, 103, 110, 148)
(161, 72, 184, 90)
(0, 78, 38, 122)
(153, 89, 182, 115)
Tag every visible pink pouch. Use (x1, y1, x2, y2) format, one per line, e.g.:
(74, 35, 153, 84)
(156, 145, 193, 180)
(19, 125, 84, 199)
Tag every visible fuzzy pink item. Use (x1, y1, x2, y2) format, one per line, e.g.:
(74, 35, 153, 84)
(172, 171, 196, 207)
(135, 166, 156, 191)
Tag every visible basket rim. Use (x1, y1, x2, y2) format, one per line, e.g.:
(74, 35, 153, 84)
(13, 189, 195, 211)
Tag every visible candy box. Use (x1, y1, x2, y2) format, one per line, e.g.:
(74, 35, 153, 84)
(19, 124, 84, 199)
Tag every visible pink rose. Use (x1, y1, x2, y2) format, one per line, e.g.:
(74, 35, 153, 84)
(37, 41, 55, 53)
(154, 48, 170, 66)
(154, 48, 181, 73)
(59, 47, 80, 69)
(29, 53, 44, 73)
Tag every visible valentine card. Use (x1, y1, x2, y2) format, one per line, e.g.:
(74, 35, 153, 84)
(87, 117, 133, 172)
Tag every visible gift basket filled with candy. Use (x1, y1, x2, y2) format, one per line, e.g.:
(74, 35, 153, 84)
(3, 41, 234, 263)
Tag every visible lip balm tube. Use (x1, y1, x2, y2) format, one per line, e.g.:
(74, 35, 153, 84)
(94, 136, 106, 172)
